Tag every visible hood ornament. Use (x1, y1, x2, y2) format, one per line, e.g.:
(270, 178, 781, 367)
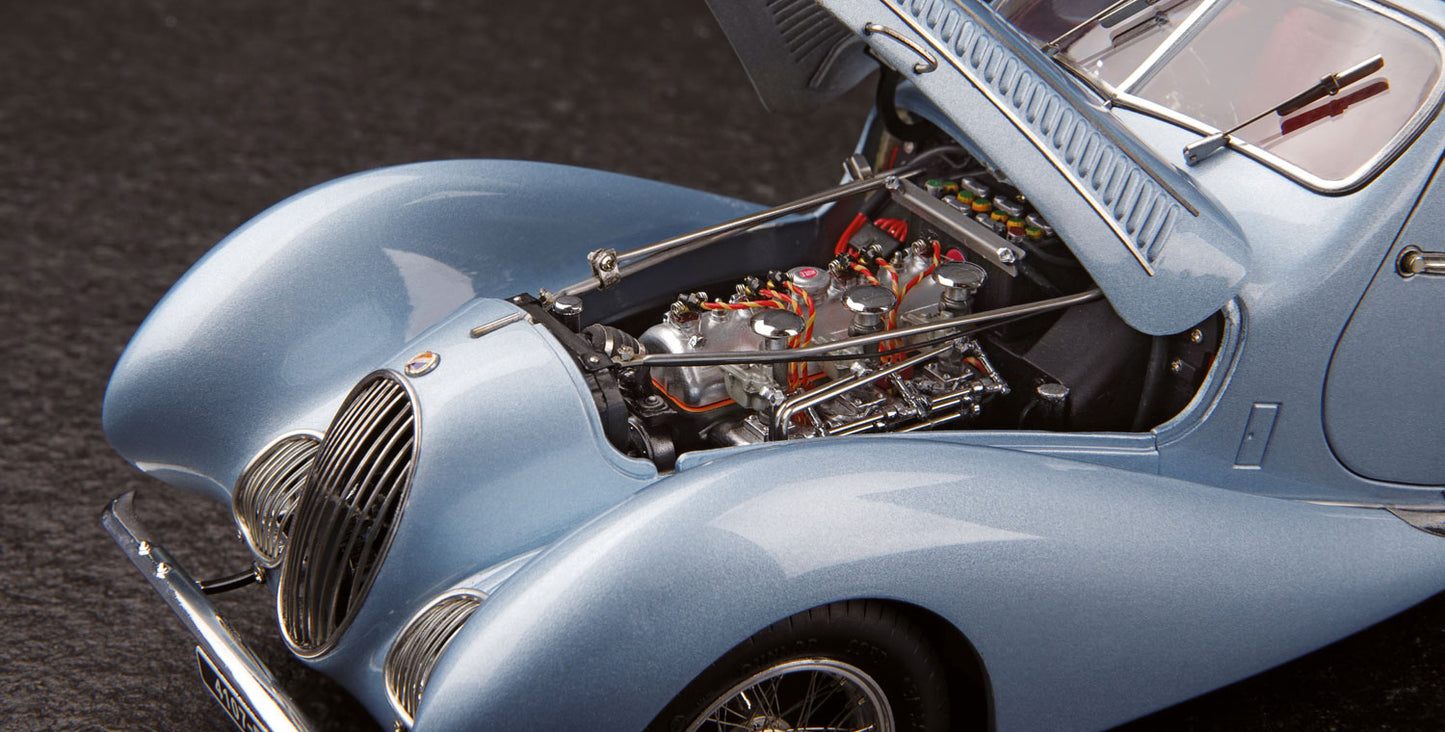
(404, 351, 440, 377)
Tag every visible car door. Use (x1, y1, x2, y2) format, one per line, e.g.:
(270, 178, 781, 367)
(1325, 156, 1445, 486)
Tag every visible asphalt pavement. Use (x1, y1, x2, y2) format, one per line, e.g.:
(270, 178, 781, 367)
(3, 1, 1444, 730)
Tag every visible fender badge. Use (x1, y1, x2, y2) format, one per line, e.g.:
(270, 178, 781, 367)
(404, 351, 440, 377)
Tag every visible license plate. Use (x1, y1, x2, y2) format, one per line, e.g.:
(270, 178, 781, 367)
(196, 648, 272, 732)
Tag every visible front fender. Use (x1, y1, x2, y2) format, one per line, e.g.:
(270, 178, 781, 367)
(415, 439, 1445, 731)
(102, 160, 759, 501)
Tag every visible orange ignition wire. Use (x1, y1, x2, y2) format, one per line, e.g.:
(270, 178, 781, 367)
(875, 258, 902, 330)
(850, 263, 881, 287)
(785, 282, 818, 388)
(784, 282, 817, 345)
(701, 300, 783, 311)
(650, 379, 737, 413)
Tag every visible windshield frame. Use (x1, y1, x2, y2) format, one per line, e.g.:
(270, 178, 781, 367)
(1030, 0, 1445, 193)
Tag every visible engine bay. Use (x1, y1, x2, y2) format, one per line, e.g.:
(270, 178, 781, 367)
(524, 121, 1220, 470)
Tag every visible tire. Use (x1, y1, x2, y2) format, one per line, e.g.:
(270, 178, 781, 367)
(648, 600, 950, 732)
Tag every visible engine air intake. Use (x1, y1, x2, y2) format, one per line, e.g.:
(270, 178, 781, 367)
(233, 433, 320, 567)
(279, 372, 417, 657)
(384, 591, 486, 726)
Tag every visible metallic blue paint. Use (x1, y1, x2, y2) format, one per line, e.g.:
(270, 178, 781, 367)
(298, 297, 658, 714)
(1325, 155, 1445, 485)
(102, 160, 759, 502)
(413, 439, 1445, 731)
(100, 2, 1445, 730)
(829, 0, 1251, 337)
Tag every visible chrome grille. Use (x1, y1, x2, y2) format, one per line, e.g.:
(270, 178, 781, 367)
(233, 433, 320, 566)
(279, 372, 417, 657)
(384, 592, 486, 726)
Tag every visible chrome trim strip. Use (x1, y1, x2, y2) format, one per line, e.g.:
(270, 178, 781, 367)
(1115, 0, 1227, 94)
(1302, 500, 1445, 510)
(102, 492, 315, 732)
(469, 312, 526, 339)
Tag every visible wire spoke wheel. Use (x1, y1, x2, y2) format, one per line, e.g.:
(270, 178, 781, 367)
(686, 658, 895, 732)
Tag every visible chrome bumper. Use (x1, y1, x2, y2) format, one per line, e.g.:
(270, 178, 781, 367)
(101, 491, 316, 732)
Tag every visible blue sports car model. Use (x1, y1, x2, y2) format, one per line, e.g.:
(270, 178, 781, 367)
(101, 0, 1445, 729)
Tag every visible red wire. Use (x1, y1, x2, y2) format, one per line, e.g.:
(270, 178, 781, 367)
(834, 213, 868, 256)
(873, 218, 908, 242)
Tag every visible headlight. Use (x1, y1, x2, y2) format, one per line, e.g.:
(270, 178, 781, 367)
(385, 590, 487, 727)
(232, 432, 320, 567)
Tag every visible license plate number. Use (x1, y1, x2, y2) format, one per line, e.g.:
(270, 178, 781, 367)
(196, 648, 272, 732)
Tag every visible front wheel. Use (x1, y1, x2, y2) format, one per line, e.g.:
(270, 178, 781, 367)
(649, 600, 950, 732)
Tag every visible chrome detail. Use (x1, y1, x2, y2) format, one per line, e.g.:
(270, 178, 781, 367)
(933, 260, 987, 313)
(769, 343, 950, 440)
(1110, 0, 1445, 192)
(885, 178, 1023, 275)
(102, 492, 317, 732)
(1040, 0, 1141, 56)
(468, 312, 529, 339)
(843, 284, 897, 335)
(1398, 246, 1445, 278)
(750, 309, 805, 386)
(1115, 0, 1228, 93)
(384, 591, 487, 727)
(559, 148, 966, 297)
(548, 295, 585, 331)
(403, 351, 441, 377)
(1388, 507, 1445, 537)
(587, 248, 622, 290)
(864, 22, 938, 74)
(279, 372, 418, 658)
(639, 289, 1102, 367)
(1182, 55, 1386, 166)
(233, 432, 321, 567)
(685, 658, 895, 732)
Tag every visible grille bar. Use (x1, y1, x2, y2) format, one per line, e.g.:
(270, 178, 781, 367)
(384, 592, 486, 726)
(279, 373, 418, 657)
(232, 434, 320, 567)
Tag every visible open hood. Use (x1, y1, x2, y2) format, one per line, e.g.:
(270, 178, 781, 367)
(707, 0, 1250, 335)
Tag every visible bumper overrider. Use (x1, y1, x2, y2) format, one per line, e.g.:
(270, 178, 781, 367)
(102, 492, 315, 732)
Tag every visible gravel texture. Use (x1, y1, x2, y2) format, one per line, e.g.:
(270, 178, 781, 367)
(2, 1, 1443, 730)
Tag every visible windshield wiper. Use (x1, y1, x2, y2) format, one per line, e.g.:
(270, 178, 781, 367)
(1279, 79, 1389, 135)
(1042, 0, 1162, 56)
(1182, 55, 1385, 165)
(1107, 0, 1190, 47)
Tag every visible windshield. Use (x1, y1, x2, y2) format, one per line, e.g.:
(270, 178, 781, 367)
(1002, 0, 1443, 184)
